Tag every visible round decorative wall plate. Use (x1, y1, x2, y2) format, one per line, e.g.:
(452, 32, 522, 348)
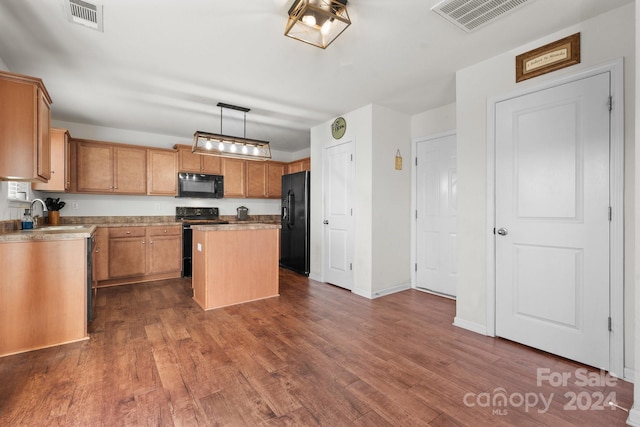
(331, 117, 346, 139)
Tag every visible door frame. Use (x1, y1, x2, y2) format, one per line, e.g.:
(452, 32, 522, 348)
(486, 59, 624, 376)
(411, 130, 457, 293)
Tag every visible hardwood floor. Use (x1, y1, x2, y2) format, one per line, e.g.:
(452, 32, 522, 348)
(0, 269, 633, 426)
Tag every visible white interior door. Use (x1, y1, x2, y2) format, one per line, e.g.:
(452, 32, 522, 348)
(495, 72, 611, 370)
(323, 140, 354, 290)
(416, 134, 457, 297)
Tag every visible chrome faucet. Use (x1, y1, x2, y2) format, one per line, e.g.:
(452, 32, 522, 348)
(30, 198, 48, 228)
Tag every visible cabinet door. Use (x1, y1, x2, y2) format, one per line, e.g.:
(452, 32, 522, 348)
(267, 162, 286, 199)
(33, 128, 68, 191)
(287, 157, 311, 174)
(94, 227, 109, 281)
(0, 76, 41, 181)
(114, 146, 147, 194)
(246, 161, 267, 198)
(109, 237, 147, 278)
(76, 142, 114, 192)
(222, 158, 246, 198)
(148, 149, 177, 195)
(202, 155, 222, 174)
(147, 226, 182, 275)
(37, 90, 51, 181)
(178, 148, 202, 172)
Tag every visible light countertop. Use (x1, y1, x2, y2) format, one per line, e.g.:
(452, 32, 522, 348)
(0, 225, 97, 242)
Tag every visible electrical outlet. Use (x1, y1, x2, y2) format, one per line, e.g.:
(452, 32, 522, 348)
(72, 202, 79, 210)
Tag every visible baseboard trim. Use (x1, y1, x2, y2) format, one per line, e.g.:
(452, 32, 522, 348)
(453, 317, 488, 336)
(627, 407, 640, 426)
(352, 282, 411, 299)
(624, 367, 635, 383)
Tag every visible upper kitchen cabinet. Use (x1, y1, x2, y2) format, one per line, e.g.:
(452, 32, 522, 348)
(222, 157, 246, 198)
(33, 128, 70, 192)
(75, 139, 147, 194)
(287, 157, 310, 174)
(246, 161, 286, 199)
(147, 148, 177, 196)
(0, 70, 52, 182)
(175, 144, 221, 174)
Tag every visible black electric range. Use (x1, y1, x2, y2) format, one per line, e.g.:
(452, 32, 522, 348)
(176, 207, 228, 277)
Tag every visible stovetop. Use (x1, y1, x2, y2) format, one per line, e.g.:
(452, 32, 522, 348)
(176, 206, 221, 221)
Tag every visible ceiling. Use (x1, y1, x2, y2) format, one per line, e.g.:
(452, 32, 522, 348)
(0, 0, 632, 152)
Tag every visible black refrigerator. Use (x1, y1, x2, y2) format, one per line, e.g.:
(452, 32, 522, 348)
(280, 171, 310, 276)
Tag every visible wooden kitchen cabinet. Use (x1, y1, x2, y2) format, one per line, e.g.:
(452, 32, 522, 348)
(0, 70, 52, 181)
(147, 226, 182, 274)
(108, 227, 147, 278)
(147, 148, 177, 195)
(246, 161, 285, 199)
(222, 157, 246, 198)
(33, 128, 69, 191)
(176, 145, 222, 174)
(98, 225, 182, 287)
(287, 157, 310, 174)
(75, 140, 147, 194)
(93, 227, 109, 282)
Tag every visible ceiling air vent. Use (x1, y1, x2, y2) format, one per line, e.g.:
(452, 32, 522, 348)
(431, 0, 534, 33)
(64, 0, 103, 32)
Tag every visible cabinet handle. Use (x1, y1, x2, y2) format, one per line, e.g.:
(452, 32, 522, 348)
(142, 241, 145, 244)
(164, 229, 167, 233)
(51, 170, 55, 174)
(126, 231, 131, 234)
(150, 240, 153, 244)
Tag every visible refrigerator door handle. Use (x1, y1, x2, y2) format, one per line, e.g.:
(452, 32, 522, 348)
(288, 192, 295, 227)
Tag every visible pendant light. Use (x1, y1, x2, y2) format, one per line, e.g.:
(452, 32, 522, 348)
(192, 103, 271, 161)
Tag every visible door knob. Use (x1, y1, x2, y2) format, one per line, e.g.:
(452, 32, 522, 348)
(323, 220, 329, 225)
(497, 228, 508, 236)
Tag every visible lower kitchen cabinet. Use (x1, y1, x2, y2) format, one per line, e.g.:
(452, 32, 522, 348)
(93, 227, 109, 281)
(109, 227, 147, 278)
(148, 226, 182, 274)
(98, 225, 182, 287)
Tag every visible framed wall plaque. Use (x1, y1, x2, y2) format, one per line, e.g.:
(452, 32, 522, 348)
(515, 33, 580, 82)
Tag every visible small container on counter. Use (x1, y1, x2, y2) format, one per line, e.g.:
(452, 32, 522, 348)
(236, 206, 249, 221)
(21, 209, 34, 230)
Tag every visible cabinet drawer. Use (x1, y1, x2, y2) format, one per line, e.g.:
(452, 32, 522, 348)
(147, 225, 181, 237)
(109, 227, 146, 238)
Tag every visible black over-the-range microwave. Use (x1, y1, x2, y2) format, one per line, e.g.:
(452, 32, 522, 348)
(177, 173, 224, 198)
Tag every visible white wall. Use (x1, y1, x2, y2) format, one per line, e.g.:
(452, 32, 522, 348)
(371, 105, 412, 295)
(455, 3, 635, 371)
(411, 102, 456, 140)
(310, 104, 411, 297)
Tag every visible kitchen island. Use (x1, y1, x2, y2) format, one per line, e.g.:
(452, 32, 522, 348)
(0, 225, 95, 357)
(191, 223, 280, 310)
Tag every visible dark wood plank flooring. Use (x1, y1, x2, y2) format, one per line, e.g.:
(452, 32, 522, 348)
(0, 269, 633, 426)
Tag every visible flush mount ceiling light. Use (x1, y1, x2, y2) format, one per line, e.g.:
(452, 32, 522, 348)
(193, 103, 271, 161)
(285, 0, 351, 49)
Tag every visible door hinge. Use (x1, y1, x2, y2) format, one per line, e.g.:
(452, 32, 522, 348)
(350, 263, 353, 271)
(415, 263, 418, 272)
(415, 157, 418, 166)
(608, 316, 612, 332)
(608, 206, 612, 221)
(493, 227, 496, 235)
(350, 153, 353, 161)
(608, 96, 613, 112)
(350, 208, 353, 216)
(415, 210, 418, 219)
